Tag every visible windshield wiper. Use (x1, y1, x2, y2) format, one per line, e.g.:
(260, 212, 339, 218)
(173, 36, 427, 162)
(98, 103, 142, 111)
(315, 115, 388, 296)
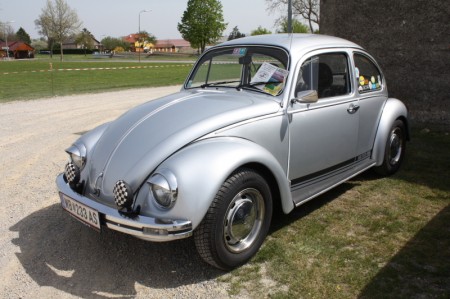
(200, 80, 241, 88)
(237, 81, 283, 90)
(238, 81, 285, 96)
(247, 80, 283, 87)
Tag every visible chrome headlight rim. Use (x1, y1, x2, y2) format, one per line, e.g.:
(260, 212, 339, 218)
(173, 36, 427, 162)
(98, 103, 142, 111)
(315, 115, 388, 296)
(65, 143, 87, 170)
(148, 169, 178, 210)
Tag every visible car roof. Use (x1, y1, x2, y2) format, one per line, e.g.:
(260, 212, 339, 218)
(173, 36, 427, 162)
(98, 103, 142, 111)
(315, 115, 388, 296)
(218, 33, 363, 52)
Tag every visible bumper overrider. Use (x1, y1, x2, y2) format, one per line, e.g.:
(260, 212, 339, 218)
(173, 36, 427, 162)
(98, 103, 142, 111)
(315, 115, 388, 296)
(56, 174, 193, 241)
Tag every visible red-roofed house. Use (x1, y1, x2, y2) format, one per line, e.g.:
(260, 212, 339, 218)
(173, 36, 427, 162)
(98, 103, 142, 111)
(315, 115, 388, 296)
(123, 34, 155, 52)
(123, 34, 139, 44)
(154, 39, 193, 53)
(123, 34, 194, 54)
(0, 41, 34, 59)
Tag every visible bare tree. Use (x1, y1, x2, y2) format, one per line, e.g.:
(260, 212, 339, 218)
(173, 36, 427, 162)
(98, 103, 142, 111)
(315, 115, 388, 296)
(35, 0, 81, 61)
(0, 21, 15, 42)
(266, 0, 320, 33)
(34, 14, 54, 57)
(76, 28, 94, 56)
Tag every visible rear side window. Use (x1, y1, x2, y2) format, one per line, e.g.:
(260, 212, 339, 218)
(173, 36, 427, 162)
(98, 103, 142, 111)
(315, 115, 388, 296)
(354, 53, 382, 93)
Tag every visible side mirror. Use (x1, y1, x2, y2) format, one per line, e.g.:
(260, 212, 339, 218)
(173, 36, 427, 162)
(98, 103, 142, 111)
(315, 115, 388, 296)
(292, 90, 319, 104)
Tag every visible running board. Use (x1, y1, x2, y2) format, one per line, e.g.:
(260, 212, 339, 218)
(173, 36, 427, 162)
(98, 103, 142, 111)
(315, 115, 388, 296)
(292, 161, 376, 207)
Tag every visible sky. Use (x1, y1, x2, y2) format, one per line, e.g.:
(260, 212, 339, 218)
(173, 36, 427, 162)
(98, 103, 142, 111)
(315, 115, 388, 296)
(0, 0, 285, 41)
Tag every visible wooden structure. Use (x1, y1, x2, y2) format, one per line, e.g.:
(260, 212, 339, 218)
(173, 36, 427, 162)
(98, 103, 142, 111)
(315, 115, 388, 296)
(0, 41, 34, 59)
(154, 39, 192, 53)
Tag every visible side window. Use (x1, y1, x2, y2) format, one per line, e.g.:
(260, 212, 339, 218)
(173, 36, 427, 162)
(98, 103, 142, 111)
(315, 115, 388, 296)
(354, 53, 382, 93)
(296, 53, 350, 99)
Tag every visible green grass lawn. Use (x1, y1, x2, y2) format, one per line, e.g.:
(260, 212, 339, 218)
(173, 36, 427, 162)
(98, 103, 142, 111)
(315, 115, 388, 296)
(0, 57, 194, 102)
(220, 125, 450, 298)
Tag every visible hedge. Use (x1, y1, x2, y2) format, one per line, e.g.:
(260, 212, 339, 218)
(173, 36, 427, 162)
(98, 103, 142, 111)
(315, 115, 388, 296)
(39, 49, 95, 55)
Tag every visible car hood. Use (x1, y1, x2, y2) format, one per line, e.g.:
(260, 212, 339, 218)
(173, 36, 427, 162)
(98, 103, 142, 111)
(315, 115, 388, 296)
(86, 89, 280, 200)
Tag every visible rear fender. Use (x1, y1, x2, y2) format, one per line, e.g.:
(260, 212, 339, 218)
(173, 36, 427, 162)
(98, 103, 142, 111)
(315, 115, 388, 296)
(372, 98, 409, 166)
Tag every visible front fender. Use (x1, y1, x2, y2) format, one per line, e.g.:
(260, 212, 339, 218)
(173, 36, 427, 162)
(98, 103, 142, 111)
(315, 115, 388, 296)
(73, 122, 110, 155)
(138, 137, 293, 229)
(373, 98, 409, 166)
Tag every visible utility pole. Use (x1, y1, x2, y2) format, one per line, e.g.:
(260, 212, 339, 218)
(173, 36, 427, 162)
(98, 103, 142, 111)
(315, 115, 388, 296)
(138, 9, 149, 62)
(288, 0, 292, 33)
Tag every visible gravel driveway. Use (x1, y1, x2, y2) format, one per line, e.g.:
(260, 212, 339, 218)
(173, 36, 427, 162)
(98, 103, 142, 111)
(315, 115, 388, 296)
(0, 86, 230, 298)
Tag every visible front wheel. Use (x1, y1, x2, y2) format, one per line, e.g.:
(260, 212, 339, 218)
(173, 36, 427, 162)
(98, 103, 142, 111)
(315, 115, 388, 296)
(194, 168, 272, 270)
(374, 119, 406, 176)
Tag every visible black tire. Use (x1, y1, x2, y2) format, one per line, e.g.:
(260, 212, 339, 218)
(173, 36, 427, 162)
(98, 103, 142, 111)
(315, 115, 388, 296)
(374, 119, 406, 176)
(194, 168, 273, 270)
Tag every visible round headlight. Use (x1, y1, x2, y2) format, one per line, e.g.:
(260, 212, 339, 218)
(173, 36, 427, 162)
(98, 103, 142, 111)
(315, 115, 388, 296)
(148, 171, 178, 209)
(65, 144, 87, 170)
(70, 153, 85, 169)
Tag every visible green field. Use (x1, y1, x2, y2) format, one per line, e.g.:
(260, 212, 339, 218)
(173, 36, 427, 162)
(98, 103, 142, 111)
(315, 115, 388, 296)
(0, 56, 195, 102)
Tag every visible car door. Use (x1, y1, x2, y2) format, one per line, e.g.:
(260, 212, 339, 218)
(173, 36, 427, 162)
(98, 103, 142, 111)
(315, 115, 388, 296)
(353, 52, 388, 156)
(287, 51, 359, 200)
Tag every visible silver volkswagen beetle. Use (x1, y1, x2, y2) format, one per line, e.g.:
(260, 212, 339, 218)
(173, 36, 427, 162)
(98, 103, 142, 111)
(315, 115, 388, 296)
(56, 34, 408, 270)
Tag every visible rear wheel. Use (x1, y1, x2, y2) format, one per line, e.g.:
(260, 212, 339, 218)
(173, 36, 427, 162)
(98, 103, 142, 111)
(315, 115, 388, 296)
(374, 119, 406, 176)
(194, 168, 272, 270)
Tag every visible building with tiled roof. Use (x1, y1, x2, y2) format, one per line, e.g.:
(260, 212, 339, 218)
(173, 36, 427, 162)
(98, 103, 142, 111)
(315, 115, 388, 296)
(0, 41, 34, 59)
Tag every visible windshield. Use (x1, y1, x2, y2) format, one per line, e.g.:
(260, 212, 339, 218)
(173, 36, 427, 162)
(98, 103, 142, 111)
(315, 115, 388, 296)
(185, 46, 290, 96)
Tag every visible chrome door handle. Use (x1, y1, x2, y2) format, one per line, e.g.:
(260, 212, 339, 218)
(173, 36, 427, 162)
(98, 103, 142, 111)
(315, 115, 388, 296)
(347, 104, 360, 114)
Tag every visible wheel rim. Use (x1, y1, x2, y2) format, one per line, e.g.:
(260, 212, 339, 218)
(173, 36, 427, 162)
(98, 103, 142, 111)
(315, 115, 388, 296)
(388, 127, 403, 166)
(223, 188, 265, 253)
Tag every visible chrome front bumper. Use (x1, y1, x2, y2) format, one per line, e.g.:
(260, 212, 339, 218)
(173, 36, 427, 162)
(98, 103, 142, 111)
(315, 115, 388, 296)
(56, 174, 193, 241)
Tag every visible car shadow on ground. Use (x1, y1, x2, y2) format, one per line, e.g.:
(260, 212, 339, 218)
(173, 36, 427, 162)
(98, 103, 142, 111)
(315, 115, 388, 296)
(269, 179, 359, 233)
(10, 179, 363, 299)
(10, 204, 222, 298)
(358, 204, 450, 298)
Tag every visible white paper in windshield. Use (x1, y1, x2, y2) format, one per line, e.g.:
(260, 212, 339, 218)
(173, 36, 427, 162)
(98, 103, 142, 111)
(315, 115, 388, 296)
(250, 62, 289, 96)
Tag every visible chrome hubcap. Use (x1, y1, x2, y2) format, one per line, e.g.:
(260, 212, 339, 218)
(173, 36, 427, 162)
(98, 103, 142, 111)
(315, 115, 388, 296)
(224, 188, 265, 253)
(388, 127, 403, 165)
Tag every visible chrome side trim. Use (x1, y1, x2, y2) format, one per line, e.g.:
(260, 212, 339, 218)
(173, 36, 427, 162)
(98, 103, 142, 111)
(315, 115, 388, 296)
(294, 162, 376, 207)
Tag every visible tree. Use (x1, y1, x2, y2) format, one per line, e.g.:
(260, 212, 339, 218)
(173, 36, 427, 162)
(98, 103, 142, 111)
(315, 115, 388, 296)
(276, 18, 309, 33)
(228, 26, 245, 41)
(100, 36, 116, 51)
(0, 22, 15, 42)
(34, 13, 54, 57)
(101, 36, 130, 52)
(16, 27, 31, 44)
(177, 0, 227, 53)
(31, 38, 48, 52)
(250, 26, 272, 36)
(141, 31, 157, 44)
(266, 0, 319, 33)
(35, 0, 82, 61)
(76, 28, 94, 56)
(136, 30, 157, 52)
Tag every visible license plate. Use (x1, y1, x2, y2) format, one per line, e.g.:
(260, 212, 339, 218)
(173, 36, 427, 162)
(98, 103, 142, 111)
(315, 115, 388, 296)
(60, 193, 101, 231)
